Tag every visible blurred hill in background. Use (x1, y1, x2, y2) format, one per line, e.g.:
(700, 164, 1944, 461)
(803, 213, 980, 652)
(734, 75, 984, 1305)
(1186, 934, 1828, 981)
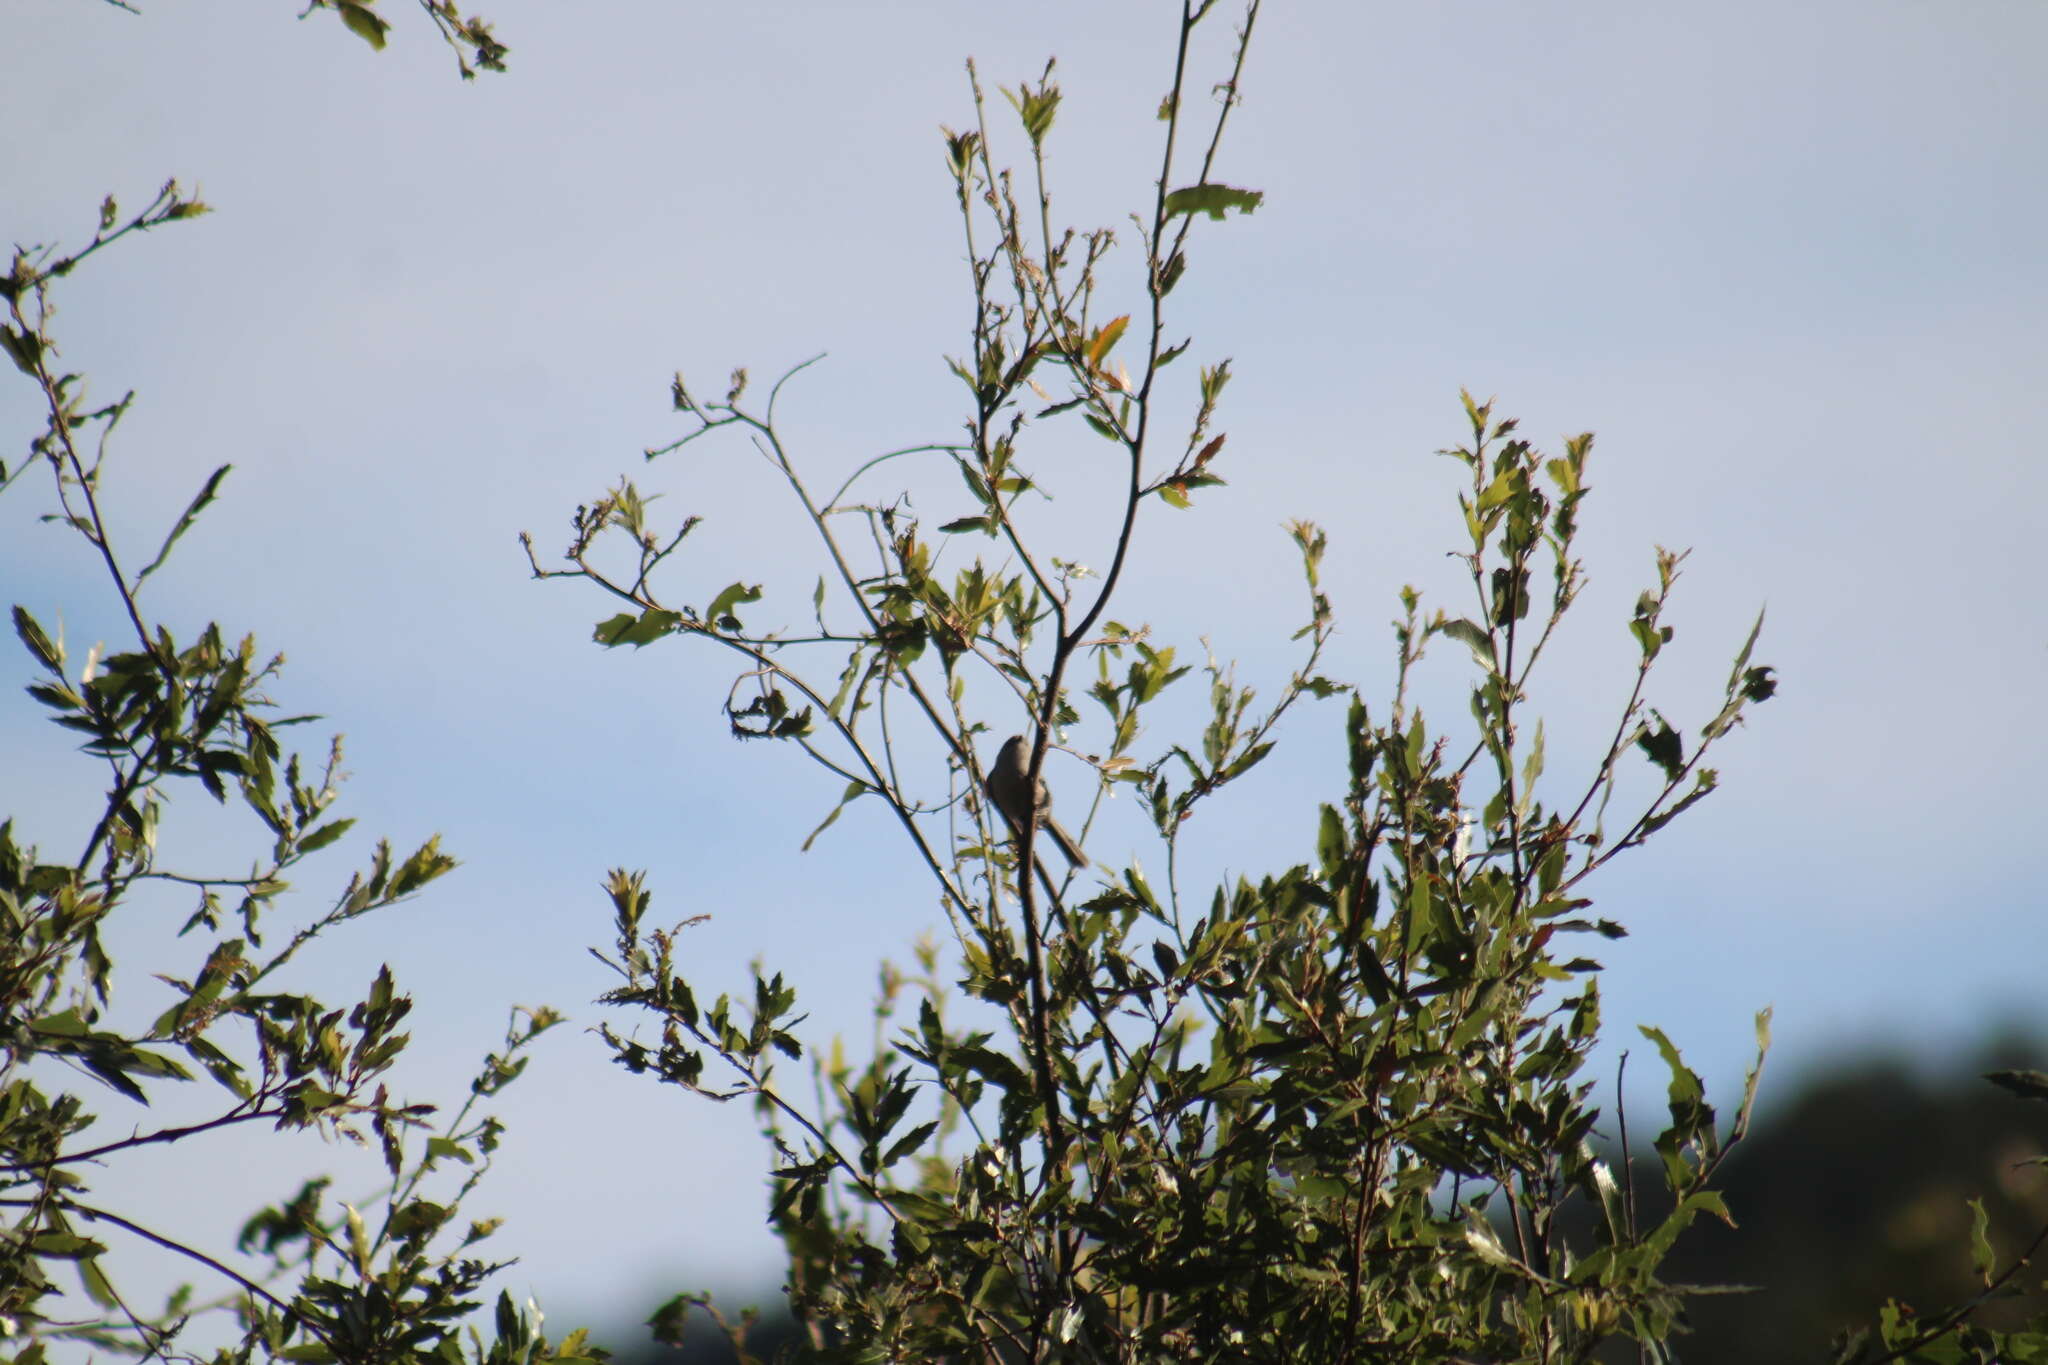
(1662, 1031, 2048, 1360)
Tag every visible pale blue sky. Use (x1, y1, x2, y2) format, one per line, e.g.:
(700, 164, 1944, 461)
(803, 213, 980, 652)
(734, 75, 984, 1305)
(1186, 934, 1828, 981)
(6, 0, 2045, 1342)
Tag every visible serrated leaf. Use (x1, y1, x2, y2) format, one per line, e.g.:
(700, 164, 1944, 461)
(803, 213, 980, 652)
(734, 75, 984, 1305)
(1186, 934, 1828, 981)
(1220, 740, 1273, 782)
(1086, 315, 1130, 369)
(1436, 617, 1495, 672)
(1162, 184, 1265, 221)
(881, 1119, 941, 1169)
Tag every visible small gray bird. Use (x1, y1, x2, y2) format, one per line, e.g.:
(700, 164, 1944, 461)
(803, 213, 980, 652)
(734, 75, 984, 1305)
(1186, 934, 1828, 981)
(986, 734, 1085, 867)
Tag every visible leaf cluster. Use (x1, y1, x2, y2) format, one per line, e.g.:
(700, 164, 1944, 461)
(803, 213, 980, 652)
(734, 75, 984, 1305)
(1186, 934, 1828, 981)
(526, 5, 1798, 1362)
(525, 4, 2048, 1361)
(3, 191, 583, 1362)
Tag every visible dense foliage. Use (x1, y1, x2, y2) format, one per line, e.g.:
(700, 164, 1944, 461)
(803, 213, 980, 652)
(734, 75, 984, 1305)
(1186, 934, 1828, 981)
(535, 3, 1779, 1359)
(535, 5, 2048, 1361)
(10, 2, 2045, 1362)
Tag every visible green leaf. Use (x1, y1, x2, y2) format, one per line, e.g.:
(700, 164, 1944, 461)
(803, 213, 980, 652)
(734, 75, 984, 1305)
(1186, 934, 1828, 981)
(1316, 803, 1344, 873)
(1463, 1209, 1515, 1267)
(1588, 1153, 1626, 1239)
(1159, 250, 1187, 296)
(1004, 80, 1061, 146)
(1162, 184, 1265, 221)
(704, 581, 763, 629)
(1219, 740, 1273, 782)
(1986, 1069, 2048, 1102)
(29, 1232, 108, 1259)
(1639, 1024, 1707, 1135)
(1436, 617, 1495, 672)
(594, 608, 683, 648)
(388, 835, 455, 896)
(336, 1, 390, 50)
(1637, 718, 1684, 782)
(1630, 712, 1679, 785)
(1968, 1197, 1996, 1284)
(1629, 617, 1672, 660)
(881, 1119, 941, 1169)
(296, 818, 354, 855)
(134, 464, 231, 587)
(1643, 1189, 1734, 1259)
(1727, 606, 1767, 696)
(12, 606, 62, 671)
(1085, 315, 1130, 368)
(2, 324, 42, 376)
(646, 1294, 698, 1348)
(801, 781, 867, 852)
(31, 1009, 91, 1038)
(1404, 877, 1440, 958)
(71, 1246, 121, 1308)
(1520, 717, 1545, 797)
